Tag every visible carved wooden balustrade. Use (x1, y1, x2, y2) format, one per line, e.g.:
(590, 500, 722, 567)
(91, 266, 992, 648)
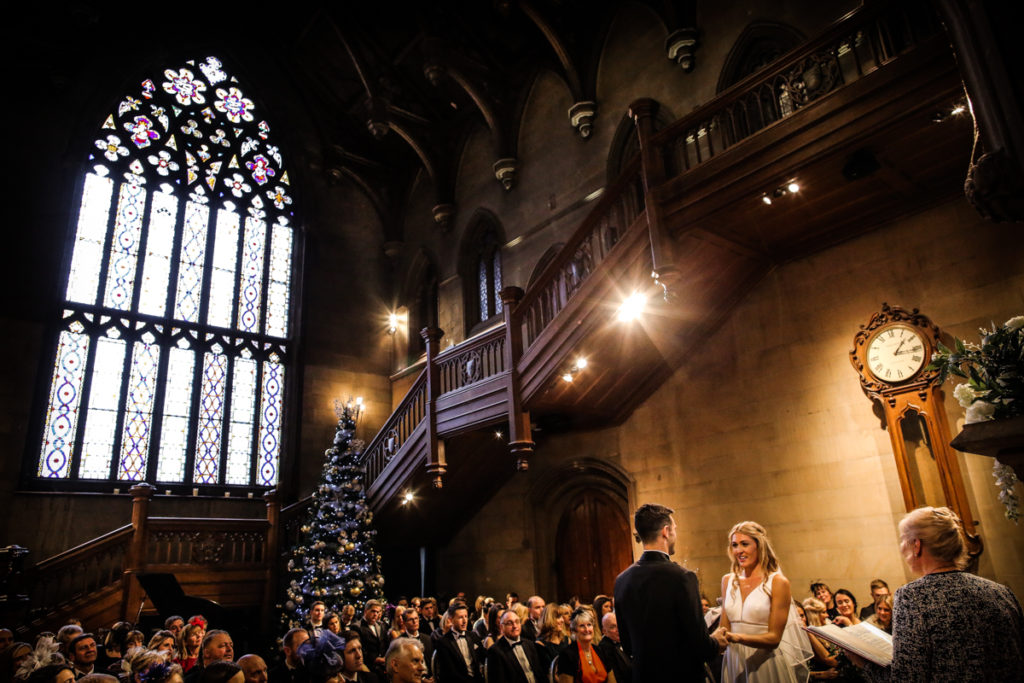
(363, 369, 428, 492)
(25, 525, 133, 623)
(517, 158, 644, 350)
(652, 1, 941, 180)
(145, 519, 269, 566)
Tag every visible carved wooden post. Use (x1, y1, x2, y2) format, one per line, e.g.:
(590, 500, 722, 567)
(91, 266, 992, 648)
(122, 482, 155, 620)
(629, 98, 677, 297)
(262, 489, 280, 635)
(501, 286, 534, 471)
(422, 327, 446, 488)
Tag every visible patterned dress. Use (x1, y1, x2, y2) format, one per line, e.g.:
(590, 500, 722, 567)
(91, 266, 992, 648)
(864, 571, 1023, 683)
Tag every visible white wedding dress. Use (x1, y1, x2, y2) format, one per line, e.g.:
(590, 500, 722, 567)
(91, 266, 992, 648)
(721, 571, 811, 683)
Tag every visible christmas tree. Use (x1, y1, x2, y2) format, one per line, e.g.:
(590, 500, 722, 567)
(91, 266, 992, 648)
(280, 398, 386, 629)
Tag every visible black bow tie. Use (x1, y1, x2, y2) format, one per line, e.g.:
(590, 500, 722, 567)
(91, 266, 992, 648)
(511, 641, 523, 648)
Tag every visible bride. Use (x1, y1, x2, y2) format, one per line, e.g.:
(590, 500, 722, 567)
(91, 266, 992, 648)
(720, 521, 811, 683)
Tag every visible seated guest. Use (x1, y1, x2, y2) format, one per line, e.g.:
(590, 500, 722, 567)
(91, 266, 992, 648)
(383, 640, 426, 683)
(433, 603, 482, 682)
(3, 641, 33, 683)
(147, 633, 176, 657)
(520, 597, 545, 642)
(164, 619, 185, 640)
(810, 582, 839, 621)
(386, 608, 406, 643)
(323, 616, 341, 637)
(482, 604, 506, 650)
(831, 590, 861, 627)
(535, 603, 571, 670)
(124, 636, 144, 655)
(472, 599, 494, 641)
(55, 627, 83, 658)
(26, 664, 76, 683)
(267, 629, 308, 683)
(236, 656, 267, 683)
(485, 612, 544, 683)
(336, 632, 377, 683)
(863, 594, 892, 635)
(856, 506, 1024, 682)
(197, 662, 241, 683)
(859, 580, 890, 621)
(68, 634, 99, 680)
(417, 601, 440, 639)
(395, 610, 431, 678)
(11, 638, 63, 683)
(591, 598, 613, 636)
(798, 600, 841, 680)
(124, 648, 176, 683)
(594, 613, 630, 683)
(0, 631, 13, 651)
(175, 625, 203, 674)
(307, 603, 327, 642)
(356, 601, 387, 677)
(556, 610, 616, 683)
(338, 607, 356, 632)
(184, 631, 234, 683)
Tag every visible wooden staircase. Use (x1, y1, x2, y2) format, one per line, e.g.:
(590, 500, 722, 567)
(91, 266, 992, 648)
(361, 0, 970, 538)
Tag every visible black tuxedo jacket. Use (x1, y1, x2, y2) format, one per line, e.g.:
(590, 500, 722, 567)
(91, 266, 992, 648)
(595, 638, 632, 683)
(397, 632, 434, 675)
(520, 619, 539, 642)
(485, 637, 545, 683)
(433, 630, 483, 681)
(613, 550, 719, 683)
(357, 619, 389, 669)
(267, 664, 306, 683)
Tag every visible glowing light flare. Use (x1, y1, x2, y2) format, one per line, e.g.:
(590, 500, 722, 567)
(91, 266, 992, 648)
(574, 357, 588, 370)
(617, 291, 647, 322)
(787, 182, 800, 194)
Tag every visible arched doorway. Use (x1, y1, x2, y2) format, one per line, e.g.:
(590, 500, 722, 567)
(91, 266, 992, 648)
(555, 488, 633, 602)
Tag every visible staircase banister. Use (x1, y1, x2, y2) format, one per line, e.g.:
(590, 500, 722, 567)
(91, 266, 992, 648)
(147, 517, 271, 531)
(514, 155, 642, 315)
(649, 1, 933, 150)
(361, 368, 428, 457)
(435, 323, 506, 360)
(280, 494, 313, 519)
(31, 524, 133, 575)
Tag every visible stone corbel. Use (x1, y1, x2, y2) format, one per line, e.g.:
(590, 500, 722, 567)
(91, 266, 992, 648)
(432, 203, 455, 231)
(493, 158, 519, 191)
(568, 101, 597, 139)
(665, 27, 700, 73)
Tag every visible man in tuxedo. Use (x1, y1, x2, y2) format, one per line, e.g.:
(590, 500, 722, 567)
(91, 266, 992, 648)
(385, 638, 427, 683)
(307, 602, 326, 641)
(485, 611, 544, 683)
(268, 628, 308, 683)
(418, 598, 441, 637)
(595, 612, 631, 683)
(613, 503, 727, 683)
(338, 631, 379, 683)
(238, 655, 268, 683)
(398, 608, 434, 678)
(520, 596, 544, 642)
(357, 600, 388, 677)
(434, 603, 483, 681)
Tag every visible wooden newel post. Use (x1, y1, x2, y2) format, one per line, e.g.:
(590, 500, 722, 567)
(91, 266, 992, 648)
(629, 97, 677, 298)
(263, 489, 280, 634)
(122, 482, 155, 620)
(422, 327, 447, 488)
(501, 286, 534, 471)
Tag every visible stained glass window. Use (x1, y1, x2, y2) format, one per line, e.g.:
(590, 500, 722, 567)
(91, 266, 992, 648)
(36, 56, 296, 492)
(473, 227, 503, 325)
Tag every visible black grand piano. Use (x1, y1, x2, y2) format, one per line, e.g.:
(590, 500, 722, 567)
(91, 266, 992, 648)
(134, 573, 261, 649)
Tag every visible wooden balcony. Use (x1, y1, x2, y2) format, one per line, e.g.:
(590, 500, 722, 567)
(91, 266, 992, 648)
(365, 0, 970, 540)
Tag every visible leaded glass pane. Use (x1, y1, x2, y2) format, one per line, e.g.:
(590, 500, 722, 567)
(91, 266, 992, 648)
(478, 259, 489, 322)
(236, 217, 266, 333)
(193, 350, 227, 484)
(117, 339, 161, 480)
(156, 347, 195, 483)
(138, 191, 179, 316)
(493, 250, 503, 315)
(79, 336, 128, 479)
(67, 174, 115, 305)
(225, 357, 257, 485)
(174, 200, 210, 323)
(265, 223, 292, 338)
(102, 180, 147, 311)
(207, 209, 239, 328)
(38, 327, 90, 478)
(258, 359, 284, 486)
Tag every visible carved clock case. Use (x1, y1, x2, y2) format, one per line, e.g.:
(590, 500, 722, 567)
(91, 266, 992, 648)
(850, 303, 979, 542)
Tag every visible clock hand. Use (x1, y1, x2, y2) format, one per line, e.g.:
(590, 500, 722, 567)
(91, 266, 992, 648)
(894, 338, 907, 355)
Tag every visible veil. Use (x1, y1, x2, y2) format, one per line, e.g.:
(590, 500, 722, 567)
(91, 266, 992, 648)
(779, 602, 814, 683)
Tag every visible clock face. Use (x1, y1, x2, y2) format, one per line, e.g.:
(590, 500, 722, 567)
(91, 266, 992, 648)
(866, 324, 927, 383)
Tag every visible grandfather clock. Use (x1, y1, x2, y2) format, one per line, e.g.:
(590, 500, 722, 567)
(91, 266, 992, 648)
(850, 303, 979, 540)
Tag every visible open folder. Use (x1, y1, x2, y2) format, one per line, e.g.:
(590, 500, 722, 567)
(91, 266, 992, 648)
(802, 622, 893, 667)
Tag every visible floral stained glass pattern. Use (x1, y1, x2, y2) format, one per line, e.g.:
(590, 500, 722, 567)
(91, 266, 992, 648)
(37, 55, 296, 491)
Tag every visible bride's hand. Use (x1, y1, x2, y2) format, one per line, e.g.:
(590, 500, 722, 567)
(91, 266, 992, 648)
(726, 631, 741, 643)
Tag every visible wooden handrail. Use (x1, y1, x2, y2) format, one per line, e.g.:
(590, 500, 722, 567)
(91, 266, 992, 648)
(32, 524, 133, 575)
(362, 369, 428, 488)
(436, 325, 507, 396)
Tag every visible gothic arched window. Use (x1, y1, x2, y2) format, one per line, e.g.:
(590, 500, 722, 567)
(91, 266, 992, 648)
(35, 56, 296, 492)
(461, 217, 504, 335)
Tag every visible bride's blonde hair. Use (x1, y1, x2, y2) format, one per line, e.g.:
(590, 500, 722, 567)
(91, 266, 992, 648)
(727, 520, 780, 585)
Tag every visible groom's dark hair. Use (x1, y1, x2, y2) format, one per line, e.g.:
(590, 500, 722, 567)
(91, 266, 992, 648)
(634, 503, 674, 544)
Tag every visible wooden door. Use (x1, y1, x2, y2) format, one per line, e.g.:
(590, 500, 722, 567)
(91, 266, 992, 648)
(555, 489, 632, 602)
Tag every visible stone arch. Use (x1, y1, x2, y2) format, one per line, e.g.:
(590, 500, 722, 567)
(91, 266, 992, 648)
(458, 208, 506, 337)
(716, 21, 806, 93)
(530, 458, 636, 602)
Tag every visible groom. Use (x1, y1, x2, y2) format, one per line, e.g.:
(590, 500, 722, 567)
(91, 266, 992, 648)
(614, 503, 727, 683)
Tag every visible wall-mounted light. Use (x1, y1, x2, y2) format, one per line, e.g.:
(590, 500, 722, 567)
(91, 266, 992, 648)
(932, 100, 969, 123)
(387, 312, 399, 335)
(617, 292, 647, 322)
(400, 490, 414, 506)
(561, 356, 589, 383)
(760, 180, 801, 206)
